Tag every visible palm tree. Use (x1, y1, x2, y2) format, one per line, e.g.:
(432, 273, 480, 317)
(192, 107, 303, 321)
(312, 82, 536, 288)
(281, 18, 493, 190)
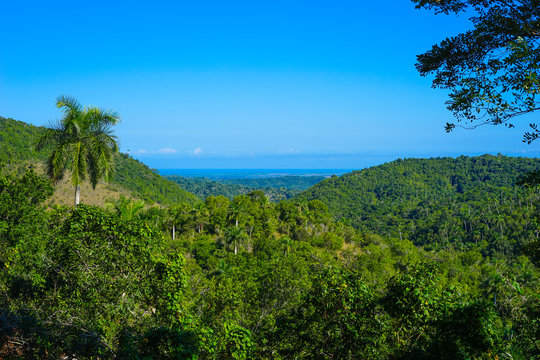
(191, 203, 210, 234)
(229, 195, 250, 228)
(224, 227, 248, 255)
(108, 196, 145, 220)
(141, 206, 168, 229)
(168, 203, 193, 240)
(36, 95, 120, 205)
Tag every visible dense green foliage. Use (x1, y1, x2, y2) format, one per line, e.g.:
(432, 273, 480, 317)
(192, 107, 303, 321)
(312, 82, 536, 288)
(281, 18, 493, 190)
(1, 174, 190, 358)
(297, 155, 540, 255)
(0, 116, 49, 163)
(166, 176, 275, 201)
(413, 0, 540, 142)
(166, 175, 325, 201)
(0, 116, 198, 206)
(221, 176, 325, 191)
(2, 117, 539, 358)
(1, 165, 539, 358)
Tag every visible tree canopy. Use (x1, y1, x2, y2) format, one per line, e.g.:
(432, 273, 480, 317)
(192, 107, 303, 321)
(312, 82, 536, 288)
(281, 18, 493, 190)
(413, 0, 540, 142)
(36, 96, 120, 205)
(1, 158, 539, 358)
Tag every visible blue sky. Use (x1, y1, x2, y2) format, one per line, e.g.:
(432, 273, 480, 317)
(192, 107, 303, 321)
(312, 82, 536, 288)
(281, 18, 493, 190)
(1, 0, 538, 169)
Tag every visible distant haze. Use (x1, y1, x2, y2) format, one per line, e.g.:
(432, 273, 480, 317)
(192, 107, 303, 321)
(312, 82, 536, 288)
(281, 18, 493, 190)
(157, 169, 350, 180)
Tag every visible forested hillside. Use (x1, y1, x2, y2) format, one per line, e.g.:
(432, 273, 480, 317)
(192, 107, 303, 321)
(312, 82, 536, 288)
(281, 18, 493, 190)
(166, 175, 323, 201)
(1, 169, 538, 358)
(0, 117, 49, 162)
(0, 116, 198, 205)
(221, 175, 325, 190)
(296, 155, 540, 256)
(3, 0, 539, 357)
(1, 116, 322, 205)
(1, 117, 539, 359)
(111, 154, 199, 205)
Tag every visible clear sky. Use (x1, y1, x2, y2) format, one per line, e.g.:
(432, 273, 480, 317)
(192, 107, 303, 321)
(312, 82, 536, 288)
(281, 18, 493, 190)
(1, 0, 538, 169)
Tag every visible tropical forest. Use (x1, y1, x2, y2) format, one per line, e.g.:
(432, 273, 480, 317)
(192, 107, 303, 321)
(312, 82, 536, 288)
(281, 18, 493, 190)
(1, 0, 540, 359)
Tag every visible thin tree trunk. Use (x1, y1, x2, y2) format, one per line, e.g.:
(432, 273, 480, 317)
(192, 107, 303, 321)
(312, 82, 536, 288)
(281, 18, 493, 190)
(74, 185, 80, 206)
(172, 224, 176, 240)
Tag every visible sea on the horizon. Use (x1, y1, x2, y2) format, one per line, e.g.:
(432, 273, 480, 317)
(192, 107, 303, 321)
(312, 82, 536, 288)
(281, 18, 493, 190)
(156, 169, 352, 180)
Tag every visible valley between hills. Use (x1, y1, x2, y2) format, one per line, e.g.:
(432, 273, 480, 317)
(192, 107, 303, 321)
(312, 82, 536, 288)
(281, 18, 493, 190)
(1, 115, 539, 358)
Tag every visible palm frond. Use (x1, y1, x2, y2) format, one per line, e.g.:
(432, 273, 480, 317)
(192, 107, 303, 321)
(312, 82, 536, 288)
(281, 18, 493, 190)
(86, 149, 108, 189)
(87, 107, 120, 128)
(86, 130, 119, 188)
(35, 121, 63, 150)
(46, 144, 68, 184)
(56, 95, 82, 115)
(70, 141, 87, 187)
(92, 128, 119, 152)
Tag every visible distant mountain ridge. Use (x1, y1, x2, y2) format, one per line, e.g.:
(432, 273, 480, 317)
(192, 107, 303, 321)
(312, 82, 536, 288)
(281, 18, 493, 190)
(0, 116, 199, 206)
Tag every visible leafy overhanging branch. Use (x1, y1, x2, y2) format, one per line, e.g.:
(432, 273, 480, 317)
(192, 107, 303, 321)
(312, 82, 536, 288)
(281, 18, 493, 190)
(413, 0, 540, 142)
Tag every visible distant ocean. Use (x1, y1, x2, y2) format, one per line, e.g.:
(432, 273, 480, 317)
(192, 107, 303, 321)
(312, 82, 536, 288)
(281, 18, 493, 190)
(156, 169, 352, 180)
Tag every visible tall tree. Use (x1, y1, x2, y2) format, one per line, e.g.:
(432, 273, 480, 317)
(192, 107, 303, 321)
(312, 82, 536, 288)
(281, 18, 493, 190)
(413, 0, 540, 142)
(36, 95, 120, 205)
(228, 195, 250, 228)
(224, 226, 248, 255)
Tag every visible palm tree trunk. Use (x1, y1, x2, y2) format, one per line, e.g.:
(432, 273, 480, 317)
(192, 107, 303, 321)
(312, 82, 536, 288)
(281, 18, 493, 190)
(74, 185, 80, 206)
(172, 224, 176, 240)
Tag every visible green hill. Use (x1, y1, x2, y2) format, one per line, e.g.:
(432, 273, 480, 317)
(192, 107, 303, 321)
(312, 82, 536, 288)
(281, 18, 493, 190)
(0, 117, 49, 162)
(165, 175, 323, 201)
(221, 175, 326, 190)
(295, 155, 540, 254)
(0, 116, 199, 206)
(166, 175, 262, 200)
(2, 119, 540, 359)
